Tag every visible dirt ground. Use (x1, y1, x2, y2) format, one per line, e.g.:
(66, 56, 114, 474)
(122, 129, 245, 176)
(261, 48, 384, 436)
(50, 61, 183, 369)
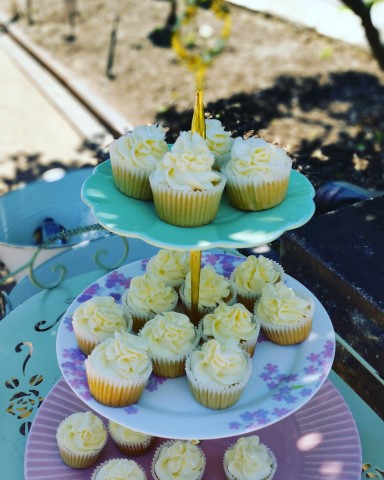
(3, 0, 384, 193)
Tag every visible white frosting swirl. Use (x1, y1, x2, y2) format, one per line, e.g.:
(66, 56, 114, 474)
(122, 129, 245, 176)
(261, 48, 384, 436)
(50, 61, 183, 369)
(146, 250, 190, 286)
(256, 282, 312, 326)
(109, 124, 168, 172)
(150, 131, 222, 191)
(203, 303, 256, 343)
(190, 339, 249, 387)
(56, 411, 106, 453)
(204, 119, 233, 168)
(224, 137, 291, 180)
(108, 421, 151, 443)
(72, 296, 126, 339)
(183, 266, 230, 308)
(224, 436, 274, 480)
(232, 255, 282, 294)
(87, 330, 150, 380)
(154, 440, 205, 480)
(94, 458, 146, 480)
(126, 273, 178, 314)
(139, 312, 196, 359)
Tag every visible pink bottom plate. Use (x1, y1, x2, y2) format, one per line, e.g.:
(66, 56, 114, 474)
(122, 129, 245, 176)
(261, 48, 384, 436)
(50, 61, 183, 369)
(24, 377, 361, 480)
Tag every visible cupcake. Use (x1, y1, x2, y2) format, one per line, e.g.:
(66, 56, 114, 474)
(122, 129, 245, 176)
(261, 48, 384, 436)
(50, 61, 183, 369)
(254, 282, 314, 345)
(149, 131, 226, 227)
(56, 411, 107, 469)
(204, 118, 234, 170)
(222, 136, 292, 211)
(180, 265, 234, 325)
(108, 420, 155, 456)
(122, 273, 178, 333)
(230, 255, 284, 312)
(202, 302, 260, 357)
(223, 435, 277, 480)
(138, 311, 200, 377)
(72, 296, 130, 355)
(185, 338, 252, 409)
(146, 249, 190, 290)
(91, 458, 147, 480)
(109, 124, 168, 200)
(85, 330, 152, 407)
(151, 440, 206, 480)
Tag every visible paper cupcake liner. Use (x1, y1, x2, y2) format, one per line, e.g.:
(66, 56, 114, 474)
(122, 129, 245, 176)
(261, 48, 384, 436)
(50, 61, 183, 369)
(185, 352, 252, 409)
(223, 168, 290, 211)
(111, 164, 153, 200)
(91, 458, 148, 480)
(149, 174, 226, 227)
(85, 359, 152, 407)
(151, 440, 206, 480)
(223, 443, 277, 480)
(108, 429, 155, 457)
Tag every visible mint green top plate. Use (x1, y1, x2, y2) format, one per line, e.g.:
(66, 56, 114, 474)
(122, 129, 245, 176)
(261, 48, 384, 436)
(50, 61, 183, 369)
(81, 161, 315, 250)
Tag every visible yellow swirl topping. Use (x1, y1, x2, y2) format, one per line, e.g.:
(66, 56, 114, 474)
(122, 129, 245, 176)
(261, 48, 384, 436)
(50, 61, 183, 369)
(203, 303, 256, 343)
(126, 273, 178, 314)
(232, 255, 282, 294)
(146, 249, 190, 286)
(256, 282, 312, 326)
(139, 312, 196, 359)
(72, 296, 126, 338)
(224, 436, 274, 480)
(183, 265, 230, 308)
(109, 124, 168, 172)
(56, 411, 106, 453)
(94, 459, 146, 480)
(154, 441, 205, 480)
(151, 131, 222, 191)
(190, 339, 249, 387)
(87, 330, 150, 380)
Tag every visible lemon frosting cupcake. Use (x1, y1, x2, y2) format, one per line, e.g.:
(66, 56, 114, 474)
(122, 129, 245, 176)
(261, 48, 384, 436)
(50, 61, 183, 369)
(180, 265, 234, 324)
(223, 136, 292, 211)
(109, 124, 168, 200)
(56, 411, 107, 469)
(146, 249, 190, 289)
(254, 282, 314, 345)
(108, 420, 155, 456)
(230, 255, 284, 312)
(151, 440, 206, 480)
(223, 435, 277, 480)
(72, 296, 130, 355)
(149, 131, 226, 227)
(185, 338, 252, 409)
(139, 311, 200, 377)
(122, 273, 178, 333)
(202, 302, 260, 357)
(85, 330, 152, 407)
(204, 118, 234, 170)
(91, 458, 147, 480)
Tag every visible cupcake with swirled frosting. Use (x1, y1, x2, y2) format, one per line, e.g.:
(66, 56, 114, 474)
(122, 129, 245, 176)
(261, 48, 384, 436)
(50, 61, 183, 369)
(109, 124, 168, 200)
(151, 440, 206, 480)
(223, 435, 277, 480)
(180, 265, 234, 325)
(254, 282, 314, 345)
(223, 136, 292, 211)
(122, 273, 178, 333)
(56, 411, 107, 469)
(72, 296, 131, 355)
(202, 302, 260, 357)
(230, 255, 284, 312)
(138, 311, 200, 377)
(204, 118, 234, 170)
(108, 420, 155, 456)
(149, 131, 226, 227)
(85, 330, 152, 407)
(91, 458, 147, 480)
(146, 249, 190, 290)
(185, 338, 252, 409)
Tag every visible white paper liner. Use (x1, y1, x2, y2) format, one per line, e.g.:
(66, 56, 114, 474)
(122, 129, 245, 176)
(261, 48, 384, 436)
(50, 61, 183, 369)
(107, 422, 155, 456)
(111, 164, 153, 200)
(151, 440, 206, 480)
(185, 349, 252, 409)
(91, 457, 147, 480)
(223, 442, 277, 480)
